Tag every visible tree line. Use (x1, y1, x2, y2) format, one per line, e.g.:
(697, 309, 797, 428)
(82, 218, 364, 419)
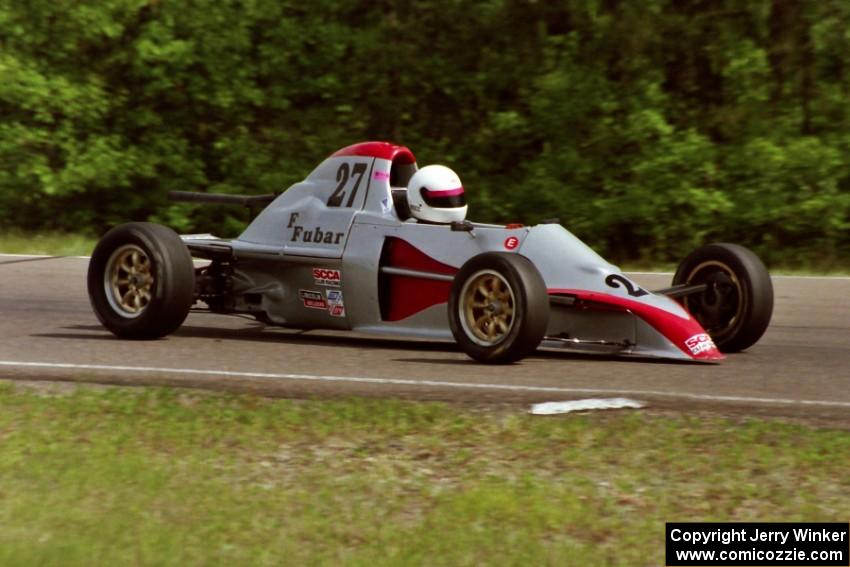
(1, 0, 848, 265)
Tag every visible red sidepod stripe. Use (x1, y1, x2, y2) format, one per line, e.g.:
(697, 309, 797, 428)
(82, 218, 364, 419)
(384, 238, 457, 322)
(547, 288, 725, 361)
(332, 141, 417, 164)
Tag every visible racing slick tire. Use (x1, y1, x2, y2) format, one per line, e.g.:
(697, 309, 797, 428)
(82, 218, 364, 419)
(449, 252, 549, 364)
(673, 243, 773, 352)
(87, 222, 195, 339)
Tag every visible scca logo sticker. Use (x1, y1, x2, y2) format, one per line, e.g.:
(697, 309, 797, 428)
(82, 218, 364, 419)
(504, 236, 519, 250)
(685, 333, 716, 356)
(313, 268, 341, 287)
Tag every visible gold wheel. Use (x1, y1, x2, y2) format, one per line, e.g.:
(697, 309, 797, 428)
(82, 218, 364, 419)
(103, 244, 154, 318)
(458, 270, 516, 346)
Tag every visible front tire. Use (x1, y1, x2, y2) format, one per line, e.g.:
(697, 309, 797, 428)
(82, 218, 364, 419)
(673, 243, 773, 352)
(448, 252, 549, 364)
(87, 222, 195, 339)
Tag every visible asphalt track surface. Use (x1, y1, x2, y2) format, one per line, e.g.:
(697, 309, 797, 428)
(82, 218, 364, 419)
(1, 254, 849, 424)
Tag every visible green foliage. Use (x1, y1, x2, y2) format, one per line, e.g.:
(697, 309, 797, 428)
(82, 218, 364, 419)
(0, 0, 848, 265)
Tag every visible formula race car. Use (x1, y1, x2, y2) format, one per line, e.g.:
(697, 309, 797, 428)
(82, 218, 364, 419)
(87, 141, 774, 364)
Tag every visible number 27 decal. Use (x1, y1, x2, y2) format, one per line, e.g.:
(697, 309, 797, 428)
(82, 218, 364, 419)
(327, 162, 368, 207)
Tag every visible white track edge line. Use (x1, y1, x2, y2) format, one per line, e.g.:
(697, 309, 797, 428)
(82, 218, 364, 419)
(0, 253, 89, 259)
(1, 360, 849, 409)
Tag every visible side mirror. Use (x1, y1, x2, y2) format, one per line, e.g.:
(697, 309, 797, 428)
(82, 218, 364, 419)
(450, 220, 474, 232)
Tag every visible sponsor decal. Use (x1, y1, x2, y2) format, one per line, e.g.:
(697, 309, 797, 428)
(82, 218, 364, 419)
(374, 170, 390, 181)
(298, 289, 327, 309)
(504, 236, 519, 250)
(287, 212, 344, 245)
(326, 289, 345, 317)
(685, 333, 716, 356)
(312, 268, 342, 287)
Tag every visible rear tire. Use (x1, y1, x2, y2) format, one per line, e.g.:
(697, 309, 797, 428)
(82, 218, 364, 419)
(673, 243, 773, 352)
(449, 252, 549, 364)
(87, 222, 195, 339)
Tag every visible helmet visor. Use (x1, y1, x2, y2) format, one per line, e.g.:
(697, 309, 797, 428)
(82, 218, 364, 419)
(421, 187, 466, 208)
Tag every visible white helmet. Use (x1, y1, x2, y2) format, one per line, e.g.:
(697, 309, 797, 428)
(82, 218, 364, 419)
(406, 165, 468, 223)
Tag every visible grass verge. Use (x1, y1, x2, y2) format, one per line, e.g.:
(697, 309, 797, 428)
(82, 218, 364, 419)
(0, 232, 96, 257)
(1, 383, 848, 566)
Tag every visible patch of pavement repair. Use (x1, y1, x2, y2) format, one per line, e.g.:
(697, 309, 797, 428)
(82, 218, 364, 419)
(530, 398, 646, 415)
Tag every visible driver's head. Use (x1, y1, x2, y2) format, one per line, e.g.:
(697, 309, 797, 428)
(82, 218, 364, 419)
(406, 165, 467, 223)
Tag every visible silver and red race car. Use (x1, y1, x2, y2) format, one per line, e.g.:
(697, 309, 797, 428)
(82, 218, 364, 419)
(87, 141, 773, 364)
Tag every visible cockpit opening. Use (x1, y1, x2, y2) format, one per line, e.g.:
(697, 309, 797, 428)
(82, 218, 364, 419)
(389, 152, 417, 221)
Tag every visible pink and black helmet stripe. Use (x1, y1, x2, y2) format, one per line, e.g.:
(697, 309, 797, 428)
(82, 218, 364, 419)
(421, 186, 466, 208)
